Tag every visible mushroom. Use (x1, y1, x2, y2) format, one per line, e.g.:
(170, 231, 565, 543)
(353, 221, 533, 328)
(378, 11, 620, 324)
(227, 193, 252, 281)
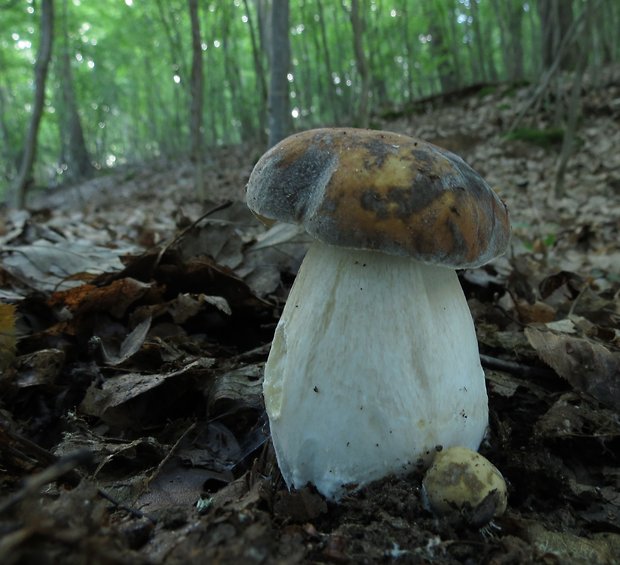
(421, 446, 508, 526)
(246, 128, 510, 500)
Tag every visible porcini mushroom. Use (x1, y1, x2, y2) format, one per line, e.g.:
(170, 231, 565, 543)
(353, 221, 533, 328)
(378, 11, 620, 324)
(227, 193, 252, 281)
(421, 446, 508, 526)
(246, 128, 510, 500)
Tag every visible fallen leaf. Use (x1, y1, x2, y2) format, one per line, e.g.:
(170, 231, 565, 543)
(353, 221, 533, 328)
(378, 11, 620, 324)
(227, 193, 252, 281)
(525, 327, 620, 410)
(0, 303, 17, 371)
(1, 240, 132, 292)
(97, 316, 152, 366)
(80, 358, 214, 426)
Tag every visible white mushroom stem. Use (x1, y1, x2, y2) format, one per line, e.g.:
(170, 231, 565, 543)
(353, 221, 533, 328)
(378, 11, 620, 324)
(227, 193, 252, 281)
(264, 241, 488, 500)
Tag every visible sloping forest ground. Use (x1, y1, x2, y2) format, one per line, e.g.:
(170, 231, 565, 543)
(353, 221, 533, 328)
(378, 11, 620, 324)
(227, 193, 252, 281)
(1, 68, 619, 564)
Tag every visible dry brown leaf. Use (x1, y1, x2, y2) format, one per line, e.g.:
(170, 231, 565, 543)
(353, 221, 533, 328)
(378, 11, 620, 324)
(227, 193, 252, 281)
(97, 316, 152, 366)
(523, 522, 620, 564)
(516, 300, 556, 324)
(50, 277, 154, 319)
(0, 303, 17, 371)
(80, 358, 214, 426)
(525, 327, 620, 410)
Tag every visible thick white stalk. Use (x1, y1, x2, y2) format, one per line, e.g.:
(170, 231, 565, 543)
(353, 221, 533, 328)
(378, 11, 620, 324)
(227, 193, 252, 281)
(264, 242, 488, 500)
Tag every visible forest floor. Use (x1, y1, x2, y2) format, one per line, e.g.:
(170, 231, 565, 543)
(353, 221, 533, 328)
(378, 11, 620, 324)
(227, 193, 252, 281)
(1, 69, 619, 564)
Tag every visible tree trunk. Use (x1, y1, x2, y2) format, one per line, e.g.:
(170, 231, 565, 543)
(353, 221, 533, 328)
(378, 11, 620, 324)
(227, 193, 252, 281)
(0, 86, 16, 182)
(555, 9, 591, 198)
(155, 0, 186, 152)
(222, 3, 254, 141)
(470, 0, 487, 81)
(188, 0, 204, 199)
(349, 0, 370, 127)
(268, 0, 291, 148)
(242, 0, 267, 142)
(493, 0, 523, 82)
(446, 1, 463, 87)
(316, 0, 338, 122)
(482, 5, 499, 81)
(423, 3, 455, 92)
(507, 1, 524, 81)
(538, 0, 576, 71)
(58, 0, 93, 181)
(14, 0, 54, 208)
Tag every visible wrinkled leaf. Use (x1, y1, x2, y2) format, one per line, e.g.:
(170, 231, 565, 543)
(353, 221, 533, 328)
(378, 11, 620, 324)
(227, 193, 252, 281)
(97, 316, 152, 366)
(525, 327, 620, 410)
(12, 349, 65, 388)
(1, 240, 132, 292)
(80, 358, 214, 425)
(524, 522, 620, 563)
(535, 393, 620, 439)
(0, 303, 17, 371)
(50, 277, 154, 319)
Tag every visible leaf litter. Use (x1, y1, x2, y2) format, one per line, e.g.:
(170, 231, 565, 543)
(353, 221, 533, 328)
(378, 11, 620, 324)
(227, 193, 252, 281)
(1, 75, 620, 563)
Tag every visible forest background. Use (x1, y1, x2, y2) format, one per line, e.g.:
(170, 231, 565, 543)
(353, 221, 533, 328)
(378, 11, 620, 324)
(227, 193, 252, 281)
(1, 0, 619, 207)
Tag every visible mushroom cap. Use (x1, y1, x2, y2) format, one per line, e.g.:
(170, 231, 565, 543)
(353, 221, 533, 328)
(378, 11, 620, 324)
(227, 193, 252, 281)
(246, 128, 510, 268)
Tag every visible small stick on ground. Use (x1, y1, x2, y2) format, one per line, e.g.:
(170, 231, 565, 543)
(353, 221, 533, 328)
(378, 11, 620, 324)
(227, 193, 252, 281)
(144, 421, 197, 489)
(480, 354, 556, 379)
(0, 450, 92, 515)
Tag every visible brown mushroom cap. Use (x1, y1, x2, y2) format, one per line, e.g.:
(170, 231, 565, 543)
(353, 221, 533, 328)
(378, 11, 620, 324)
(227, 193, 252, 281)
(246, 128, 510, 268)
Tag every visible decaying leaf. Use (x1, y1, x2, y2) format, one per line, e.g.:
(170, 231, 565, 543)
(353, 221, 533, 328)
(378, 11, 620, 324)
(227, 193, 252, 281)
(49, 277, 154, 319)
(167, 293, 231, 323)
(535, 392, 620, 439)
(12, 348, 65, 388)
(208, 363, 264, 415)
(523, 522, 620, 564)
(80, 358, 215, 426)
(0, 302, 17, 371)
(97, 316, 152, 366)
(1, 240, 133, 292)
(525, 327, 620, 410)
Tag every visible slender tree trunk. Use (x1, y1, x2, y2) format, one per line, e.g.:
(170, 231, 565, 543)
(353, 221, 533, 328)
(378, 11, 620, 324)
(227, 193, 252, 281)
(222, 4, 254, 141)
(14, 0, 54, 208)
(446, 1, 463, 87)
(507, 1, 524, 81)
(555, 10, 591, 198)
(188, 0, 204, 198)
(470, 0, 487, 82)
(305, 0, 329, 123)
(424, 3, 455, 92)
(349, 0, 370, 127)
(482, 6, 498, 81)
(491, 0, 512, 80)
(59, 0, 93, 181)
(538, 0, 576, 70)
(155, 0, 186, 152)
(268, 0, 291, 148)
(0, 86, 15, 182)
(399, 1, 416, 102)
(243, 0, 267, 142)
(317, 0, 338, 122)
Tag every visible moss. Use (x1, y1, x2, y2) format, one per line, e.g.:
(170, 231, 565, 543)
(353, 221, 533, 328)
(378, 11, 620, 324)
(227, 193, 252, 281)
(477, 85, 498, 98)
(504, 127, 565, 148)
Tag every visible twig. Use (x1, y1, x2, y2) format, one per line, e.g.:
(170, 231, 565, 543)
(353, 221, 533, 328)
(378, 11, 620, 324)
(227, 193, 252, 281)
(96, 488, 156, 524)
(153, 200, 233, 270)
(480, 354, 555, 379)
(0, 450, 92, 515)
(144, 421, 197, 489)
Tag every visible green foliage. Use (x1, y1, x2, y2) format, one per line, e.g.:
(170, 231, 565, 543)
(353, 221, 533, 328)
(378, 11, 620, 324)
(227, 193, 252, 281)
(0, 0, 619, 196)
(476, 85, 499, 98)
(505, 127, 565, 148)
